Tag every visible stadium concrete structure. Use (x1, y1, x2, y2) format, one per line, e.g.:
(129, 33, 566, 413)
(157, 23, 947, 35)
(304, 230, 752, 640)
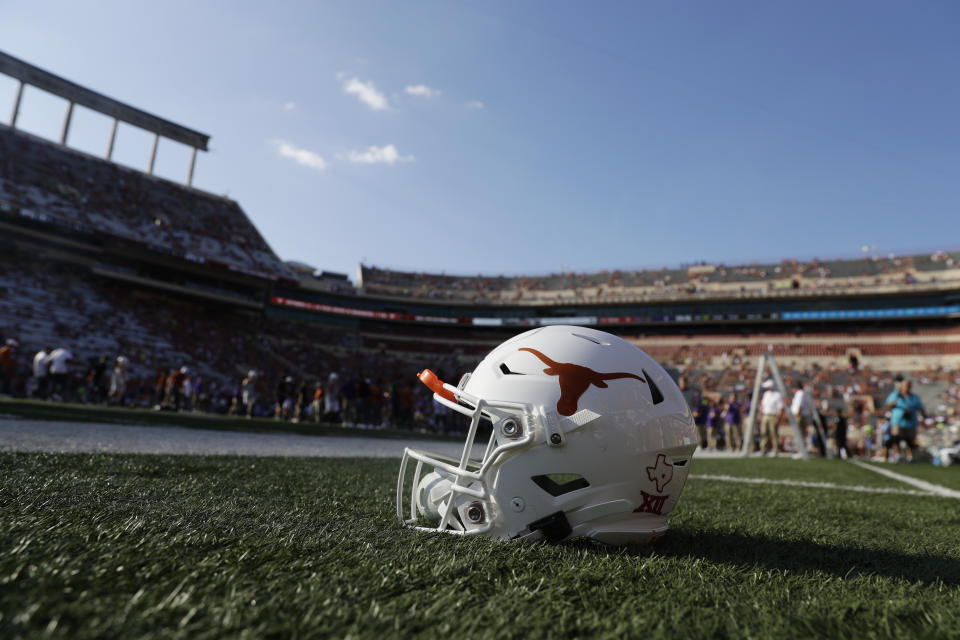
(3, 51, 960, 394)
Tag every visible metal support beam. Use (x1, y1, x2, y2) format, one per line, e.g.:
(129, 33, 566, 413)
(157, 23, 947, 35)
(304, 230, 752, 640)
(10, 80, 24, 127)
(148, 133, 159, 174)
(106, 118, 118, 160)
(60, 101, 74, 145)
(0, 51, 210, 150)
(186, 147, 197, 186)
(740, 355, 766, 455)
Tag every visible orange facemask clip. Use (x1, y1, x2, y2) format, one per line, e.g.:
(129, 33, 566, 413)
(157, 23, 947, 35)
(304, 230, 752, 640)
(418, 369, 457, 403)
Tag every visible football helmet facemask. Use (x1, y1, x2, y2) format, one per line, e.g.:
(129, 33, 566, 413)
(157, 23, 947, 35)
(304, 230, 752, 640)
(397, 325, 697, 545)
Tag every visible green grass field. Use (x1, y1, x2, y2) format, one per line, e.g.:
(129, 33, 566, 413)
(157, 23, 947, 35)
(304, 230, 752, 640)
(2, 452, 959, 639)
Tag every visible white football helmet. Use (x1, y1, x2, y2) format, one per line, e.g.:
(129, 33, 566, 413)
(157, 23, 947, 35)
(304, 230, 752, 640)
(397, 325, 697, 545)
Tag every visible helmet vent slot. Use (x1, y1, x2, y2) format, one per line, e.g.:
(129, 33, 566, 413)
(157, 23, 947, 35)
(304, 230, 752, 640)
(572, 333, 610, 346)
(531, 473, 590, 497)
(673, 459, 688, 467)
(499, 363, 525, 375)
(642, 368, 664, 405)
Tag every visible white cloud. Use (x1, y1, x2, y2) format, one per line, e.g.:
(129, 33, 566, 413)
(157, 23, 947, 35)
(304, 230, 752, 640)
(283, 101, 297, 111)
(346, 144, 414, 165)
(405, 84, 440, 98)
(272, 139, 327, 172)
(342, 77, 389, 110)
(466, 100, 485, 109)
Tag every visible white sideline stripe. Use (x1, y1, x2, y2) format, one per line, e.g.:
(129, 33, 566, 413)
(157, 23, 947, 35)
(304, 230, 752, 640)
(689, 473, 944, 498)
(848, 460, 960, 499)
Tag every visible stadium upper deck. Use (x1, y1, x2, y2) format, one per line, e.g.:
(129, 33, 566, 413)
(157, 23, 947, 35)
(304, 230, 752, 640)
(0, 125, 291, 280)
(359, 250, 960, 306)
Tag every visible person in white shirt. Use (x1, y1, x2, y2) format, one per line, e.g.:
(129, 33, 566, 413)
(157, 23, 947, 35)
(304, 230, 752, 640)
(791, 382, 815, 452)
(47, 347, 74, 401)
(109, 356, 128, 405)
(241, 370, 258, 418)
(32, 346, 51, 399)
(759, 380, 785, 456)
(324, 372, 341, 420)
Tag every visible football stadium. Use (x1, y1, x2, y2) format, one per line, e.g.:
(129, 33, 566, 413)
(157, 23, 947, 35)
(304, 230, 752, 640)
(2, 7, 960, 638)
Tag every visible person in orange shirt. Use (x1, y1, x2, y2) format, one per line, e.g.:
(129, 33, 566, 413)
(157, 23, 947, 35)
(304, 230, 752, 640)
(311, 382, 324, 424)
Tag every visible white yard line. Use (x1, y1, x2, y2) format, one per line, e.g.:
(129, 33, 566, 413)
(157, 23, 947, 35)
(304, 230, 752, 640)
(689, 473, 947, 498)
(848, 459, 960, 499)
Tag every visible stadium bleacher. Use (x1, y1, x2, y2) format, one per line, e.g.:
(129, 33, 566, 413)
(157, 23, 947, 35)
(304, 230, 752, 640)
(0, 125, 291, 279)
(0, 110, 957, 437)
(359, 248, 960, 304)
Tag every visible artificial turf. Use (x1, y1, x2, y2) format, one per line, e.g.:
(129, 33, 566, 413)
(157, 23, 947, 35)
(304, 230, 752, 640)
(1, 453, 959, 639)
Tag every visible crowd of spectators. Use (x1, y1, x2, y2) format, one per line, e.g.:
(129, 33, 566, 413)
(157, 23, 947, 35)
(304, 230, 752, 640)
(1, 246, 958, 449)
(0, 239, 471, 430)
(359, 249, 960, 305)
(673, 357, 959, 460)
(0, 125, 290, 278)
(0, 122, 957, 447)
(3, 233, 958, 449)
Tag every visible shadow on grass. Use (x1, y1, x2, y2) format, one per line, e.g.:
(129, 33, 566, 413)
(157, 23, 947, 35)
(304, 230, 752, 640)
(576, 529, 960, 587)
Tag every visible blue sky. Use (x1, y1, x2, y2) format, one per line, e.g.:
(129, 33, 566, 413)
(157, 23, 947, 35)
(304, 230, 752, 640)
(2, 1, 958, 279)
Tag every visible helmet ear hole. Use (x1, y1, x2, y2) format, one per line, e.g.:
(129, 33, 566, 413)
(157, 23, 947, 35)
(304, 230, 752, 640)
(500, 417, 523, 438)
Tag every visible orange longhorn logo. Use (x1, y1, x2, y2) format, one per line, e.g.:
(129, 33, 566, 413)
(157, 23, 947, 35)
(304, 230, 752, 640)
(518, 347, 646, 416)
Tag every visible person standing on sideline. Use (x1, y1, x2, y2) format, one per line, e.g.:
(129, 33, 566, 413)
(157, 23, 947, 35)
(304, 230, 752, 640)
(693, 393, 709, 449)
(293, 379, 309, 423)
(704, 399, 723, 450)
(167, 367, 187, 411)
(274, 375, 294, 420)
(678, 376, 696, 411)
(759, 380, 785, 456)
(32, 346, 51, 399)
(47, 346, 74, 401)
(0, 339, 18, 395)
(790, 381, 815, 452)
(109, 356, 128, 405)
(324, 372, 341, 422)
(883, 378, 924, 463)
(241, 370, 258, 419)
(723, 392, 743, 451)
(834, 409, 849, 459)
(311, 381, 324, 424)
